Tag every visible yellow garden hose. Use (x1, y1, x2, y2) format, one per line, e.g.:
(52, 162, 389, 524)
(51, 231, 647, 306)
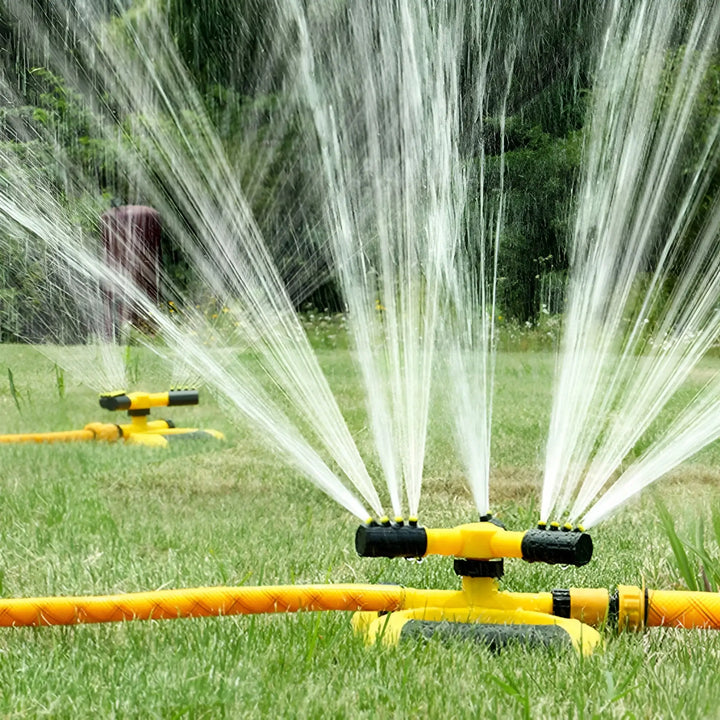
(0, 423, 121, 444)
(0, 429, 96, 444)
(646, 589, 720, 629)
(0, 584, 406, 627)
(0, 516, 718, 655)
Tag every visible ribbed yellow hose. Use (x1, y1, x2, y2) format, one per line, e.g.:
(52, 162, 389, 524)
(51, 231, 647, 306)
(647, 589, 720, 629)
(0, 429, 95, 444)
(0, 584, 406, 627)
(0, 423, 121, 444)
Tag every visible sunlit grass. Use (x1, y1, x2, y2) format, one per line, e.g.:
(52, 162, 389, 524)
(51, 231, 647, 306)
(0, 340, 719, 717)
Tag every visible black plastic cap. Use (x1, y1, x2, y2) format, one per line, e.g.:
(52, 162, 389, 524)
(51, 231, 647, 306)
(99, 394, 131, 411)
(167, 390, 199, 407)
(355, 524, 427, 558)
(521, 529, 593, 566)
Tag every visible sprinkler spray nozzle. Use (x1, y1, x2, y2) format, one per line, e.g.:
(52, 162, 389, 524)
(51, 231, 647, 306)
(355, 520, 593, 566)
(356, 522, 428, 558)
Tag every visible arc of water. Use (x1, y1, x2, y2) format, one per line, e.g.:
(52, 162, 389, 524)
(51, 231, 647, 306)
(542, 0, 720, 523)
(444, 3, 517, 517)
(289, 0, 472, 518)
(1, 2, 382, 518)
(0, 154, 370, 520)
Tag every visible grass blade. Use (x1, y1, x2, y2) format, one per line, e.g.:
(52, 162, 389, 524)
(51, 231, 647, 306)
(7, 367, 22, 413)
(655, 497, 697, 591)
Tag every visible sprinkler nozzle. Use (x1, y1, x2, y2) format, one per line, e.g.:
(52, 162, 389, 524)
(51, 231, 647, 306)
(521, 528, 593, 565)
(355, 523, 427, 558)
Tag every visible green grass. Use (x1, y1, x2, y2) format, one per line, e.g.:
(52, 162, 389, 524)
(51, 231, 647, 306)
(0, 340, 720, 718)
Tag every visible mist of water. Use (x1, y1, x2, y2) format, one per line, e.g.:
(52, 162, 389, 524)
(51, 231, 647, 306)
(0, 148, 371, 519)
(9, 1, 716, 529)
(1, 1, 382, 519)
(542, 0, 720, 526)
(286, 1, 511, 518)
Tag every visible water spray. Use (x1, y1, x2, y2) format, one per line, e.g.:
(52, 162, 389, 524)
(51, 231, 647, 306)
(0, 390, 224, 447)
(1, 515, 719, 656)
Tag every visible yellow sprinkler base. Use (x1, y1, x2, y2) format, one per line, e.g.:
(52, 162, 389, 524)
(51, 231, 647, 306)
(350, 575, 602, 656)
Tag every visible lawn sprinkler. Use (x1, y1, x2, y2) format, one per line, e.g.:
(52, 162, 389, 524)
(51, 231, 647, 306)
(2, 515, 720, 656)
(350, 515, 600, 654)
(0, 390, 224, 447)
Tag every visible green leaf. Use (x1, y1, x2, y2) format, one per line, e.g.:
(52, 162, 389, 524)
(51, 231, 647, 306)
(32, 108, 49, 124)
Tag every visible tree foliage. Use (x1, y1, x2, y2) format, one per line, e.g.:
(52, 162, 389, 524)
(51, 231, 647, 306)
(0, 0, 718, 334)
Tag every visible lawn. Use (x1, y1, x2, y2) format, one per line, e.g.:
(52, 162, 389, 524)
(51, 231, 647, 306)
(0, 339, 719, 718)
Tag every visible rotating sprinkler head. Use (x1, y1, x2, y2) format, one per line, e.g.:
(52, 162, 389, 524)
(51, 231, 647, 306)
(355, 517, 592, 567)
(98, 389, 199, 413)
(97, 389, 223, 445)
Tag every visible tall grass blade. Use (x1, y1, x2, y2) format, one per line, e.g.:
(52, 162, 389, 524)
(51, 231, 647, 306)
(655, 497, 697, 591)
(54, 364, 65, 400)
(7, 367, 22, 412)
